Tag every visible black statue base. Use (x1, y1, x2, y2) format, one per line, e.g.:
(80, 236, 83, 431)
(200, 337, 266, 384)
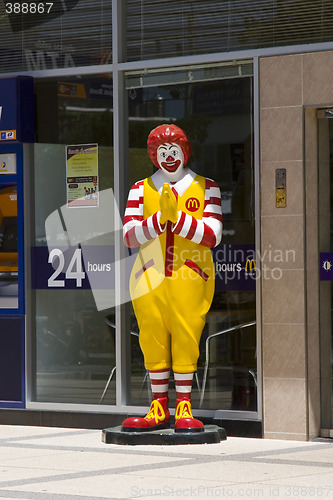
(102, 424, 226, 446)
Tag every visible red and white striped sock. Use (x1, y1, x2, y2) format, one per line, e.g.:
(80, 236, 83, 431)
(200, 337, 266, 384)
(149, 369, 170, 399)
(174, 372, 194, 401)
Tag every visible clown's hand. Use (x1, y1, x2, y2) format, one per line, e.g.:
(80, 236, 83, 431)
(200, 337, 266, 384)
(159, 183, 178, 225)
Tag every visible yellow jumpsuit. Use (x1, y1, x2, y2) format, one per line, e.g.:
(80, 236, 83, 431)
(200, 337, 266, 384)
(129, 174, 215, 374)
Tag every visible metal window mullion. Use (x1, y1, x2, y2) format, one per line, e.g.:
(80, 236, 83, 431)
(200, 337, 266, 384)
(112, 0, 129, 408)
(253, 56, 262, 422)
(113, 72, 130, 408)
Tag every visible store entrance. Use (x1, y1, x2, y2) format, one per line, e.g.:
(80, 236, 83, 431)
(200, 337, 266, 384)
(318, 110, 333, 433)
(125, 63, 258, 415)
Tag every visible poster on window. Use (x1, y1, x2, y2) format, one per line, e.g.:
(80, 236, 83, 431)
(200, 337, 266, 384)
(66, 144, 99, 207)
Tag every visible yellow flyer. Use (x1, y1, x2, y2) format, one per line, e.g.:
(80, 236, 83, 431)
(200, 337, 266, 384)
(66, 144, 98, 207)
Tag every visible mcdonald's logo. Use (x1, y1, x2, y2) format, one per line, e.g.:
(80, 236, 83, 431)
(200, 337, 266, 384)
(185, 197, 200, 212)
(245, 259, 256, 272)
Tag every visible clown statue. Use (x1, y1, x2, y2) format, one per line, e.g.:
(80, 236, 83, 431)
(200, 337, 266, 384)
(122, 124, 222, 433)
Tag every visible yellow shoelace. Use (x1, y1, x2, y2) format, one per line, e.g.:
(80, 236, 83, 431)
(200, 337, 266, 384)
(175, 401, 193, 420)
(145, 400, 166, 424)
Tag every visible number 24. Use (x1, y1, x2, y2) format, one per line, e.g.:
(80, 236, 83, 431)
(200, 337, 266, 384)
(48, 248, 85, 288)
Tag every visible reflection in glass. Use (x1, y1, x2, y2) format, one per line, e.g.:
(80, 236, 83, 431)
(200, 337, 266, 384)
(1, 1, 112, 73)
(126, 1, 333, 62)
(35, 290, 116, 405)
(32, 75, 115, 405)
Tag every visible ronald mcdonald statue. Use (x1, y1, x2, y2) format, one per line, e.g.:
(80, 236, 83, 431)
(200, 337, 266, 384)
(122, 124, 223, 433)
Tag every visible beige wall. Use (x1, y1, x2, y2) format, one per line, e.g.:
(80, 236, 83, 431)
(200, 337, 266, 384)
(259, 50, 333, 440)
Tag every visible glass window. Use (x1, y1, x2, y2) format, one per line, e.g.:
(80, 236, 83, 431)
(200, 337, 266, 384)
(32, 75, 115, 405)
(126, 0, 333, 62)
(125, 63, 257, 412)
(0, 1, 112, 73)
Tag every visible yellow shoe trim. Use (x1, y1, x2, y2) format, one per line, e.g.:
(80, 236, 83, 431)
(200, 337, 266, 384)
(145, 400, 166, 425)
(175, 401, 193, 420)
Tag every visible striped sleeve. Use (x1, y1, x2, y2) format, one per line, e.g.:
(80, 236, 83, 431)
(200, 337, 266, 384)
(123, 181, 165, 248)
(172, 178, 223, 248)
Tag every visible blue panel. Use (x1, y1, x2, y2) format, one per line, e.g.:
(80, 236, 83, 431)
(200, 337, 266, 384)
(0, 77, 29, 409)
(0, 77, 34, 143)
(0, 79, 17, 132)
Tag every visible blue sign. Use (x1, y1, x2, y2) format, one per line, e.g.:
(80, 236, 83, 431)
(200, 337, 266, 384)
(31, 246, 115, 290)
(213, 244, 256, 291)
(31, 244, 257, 292)
(320, 252, 333, 281)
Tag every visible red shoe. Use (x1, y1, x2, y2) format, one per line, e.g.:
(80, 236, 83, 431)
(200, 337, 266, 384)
(121, 397, 170, 432)
(174, 398, 204, 433)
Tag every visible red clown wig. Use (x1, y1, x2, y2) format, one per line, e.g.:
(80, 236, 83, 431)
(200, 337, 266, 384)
(147, 124, 191, 168)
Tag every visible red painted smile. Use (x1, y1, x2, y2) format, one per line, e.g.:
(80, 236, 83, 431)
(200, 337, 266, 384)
(161, 159, 181, 172)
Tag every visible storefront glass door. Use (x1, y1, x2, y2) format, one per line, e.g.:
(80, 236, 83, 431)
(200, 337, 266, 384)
(125, 62, 258, 413)
(319, 111, 333, 430)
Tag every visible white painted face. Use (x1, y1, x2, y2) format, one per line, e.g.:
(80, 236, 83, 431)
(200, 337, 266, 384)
(157, 143, 184, 180)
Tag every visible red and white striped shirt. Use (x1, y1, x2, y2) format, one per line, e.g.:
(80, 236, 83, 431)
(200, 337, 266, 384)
(123, 169, 222, 249)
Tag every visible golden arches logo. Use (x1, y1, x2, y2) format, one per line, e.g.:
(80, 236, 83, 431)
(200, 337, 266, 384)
(245, 259, 256, 272)
(185, 197, 200, 212)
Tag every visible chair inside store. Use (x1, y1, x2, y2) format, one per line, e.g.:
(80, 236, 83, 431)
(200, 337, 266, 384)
(199, 321, 257, 411)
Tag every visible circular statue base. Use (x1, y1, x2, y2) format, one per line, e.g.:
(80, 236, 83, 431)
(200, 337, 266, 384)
(102, 424, 226, 446)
